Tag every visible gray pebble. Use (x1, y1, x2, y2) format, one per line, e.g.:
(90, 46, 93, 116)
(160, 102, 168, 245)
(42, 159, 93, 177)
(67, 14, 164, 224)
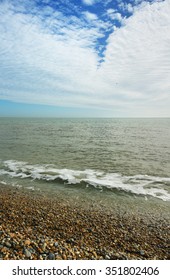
(105, 254, 110, 260)
(139, 250, 145, 256)
(24, 248, 32, 258)
(48, 253, 55, 260)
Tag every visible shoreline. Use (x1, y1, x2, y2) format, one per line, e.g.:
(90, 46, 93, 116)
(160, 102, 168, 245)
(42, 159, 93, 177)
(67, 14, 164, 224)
(0, 184, 169, 260)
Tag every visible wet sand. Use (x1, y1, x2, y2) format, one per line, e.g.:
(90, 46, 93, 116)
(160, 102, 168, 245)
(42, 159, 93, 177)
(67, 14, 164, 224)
(0, 184, 169, 260)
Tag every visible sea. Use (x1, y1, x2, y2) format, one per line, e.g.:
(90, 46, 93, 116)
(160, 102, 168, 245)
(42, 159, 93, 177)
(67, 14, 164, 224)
(0, 118, 170, 217)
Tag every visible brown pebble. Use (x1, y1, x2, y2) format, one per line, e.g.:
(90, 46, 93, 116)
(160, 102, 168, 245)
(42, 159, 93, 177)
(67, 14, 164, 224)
(25, 240, 31, 246)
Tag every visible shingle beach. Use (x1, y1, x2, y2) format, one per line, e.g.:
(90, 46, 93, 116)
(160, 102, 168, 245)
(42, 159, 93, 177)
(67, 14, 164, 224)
(0, 184, 169, 260)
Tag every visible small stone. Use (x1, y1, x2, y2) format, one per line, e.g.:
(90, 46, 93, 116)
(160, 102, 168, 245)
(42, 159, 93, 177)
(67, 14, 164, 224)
(62, 254, 67, 260)
(139, 250, 145, 256)
(9, 233, 15, 238)
(24, 249, 32, 258)
(41, 254, 47, 259)
(104, 254, 110, 260)
(1, 247, 7, 253)
(41, 243, 47, 251)
(56, 255, 62, 260)
(5, 242, 11, 248)
(48, 253, 55, 260)
(93, 251, 98, 258)
(54, 242, 59, 247)
(25, 240, 31, 246)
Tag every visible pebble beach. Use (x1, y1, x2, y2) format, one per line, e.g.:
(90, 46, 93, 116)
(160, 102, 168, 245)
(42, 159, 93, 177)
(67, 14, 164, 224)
(0, 183, 169, 260)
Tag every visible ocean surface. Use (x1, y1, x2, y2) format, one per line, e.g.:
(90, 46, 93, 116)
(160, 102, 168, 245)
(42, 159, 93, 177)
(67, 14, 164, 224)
(0, 118, 170, 215)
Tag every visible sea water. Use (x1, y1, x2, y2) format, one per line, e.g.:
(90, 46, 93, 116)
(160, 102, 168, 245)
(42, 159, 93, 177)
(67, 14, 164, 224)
(0, 118, 170, 215)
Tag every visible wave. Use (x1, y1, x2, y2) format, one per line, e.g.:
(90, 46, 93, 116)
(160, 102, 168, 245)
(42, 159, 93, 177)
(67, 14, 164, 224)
(0, 160, 170, 201)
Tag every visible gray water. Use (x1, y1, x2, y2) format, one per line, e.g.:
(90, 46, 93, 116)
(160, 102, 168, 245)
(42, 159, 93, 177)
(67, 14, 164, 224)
(0, 118, 170, 214)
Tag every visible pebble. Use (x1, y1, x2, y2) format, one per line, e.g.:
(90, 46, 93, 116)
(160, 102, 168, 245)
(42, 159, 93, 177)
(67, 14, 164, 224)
(139, 250, 145, 256)
(41, 242, 47, 251)
(5, 242, 11, 248)
(104, 254, 110, 260)
(23, 249, 32, 258)
(48, 253, 55, 260)
(25, 239, 31, 246)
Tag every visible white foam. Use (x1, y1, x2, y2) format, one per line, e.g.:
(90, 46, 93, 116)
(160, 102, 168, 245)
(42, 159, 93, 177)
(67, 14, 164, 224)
(0, 180, 7, 185)
(1, 160, 170, 201)
(26, 186, 35, 191)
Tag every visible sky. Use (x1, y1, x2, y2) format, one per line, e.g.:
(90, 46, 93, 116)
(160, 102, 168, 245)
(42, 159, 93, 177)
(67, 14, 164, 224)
(0, 0, 170, 117)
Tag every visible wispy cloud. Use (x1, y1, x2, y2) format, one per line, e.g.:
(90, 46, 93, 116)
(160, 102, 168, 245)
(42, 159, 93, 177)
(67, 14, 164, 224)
(0, 0, 170, 117)
(82, 0, 96, 6)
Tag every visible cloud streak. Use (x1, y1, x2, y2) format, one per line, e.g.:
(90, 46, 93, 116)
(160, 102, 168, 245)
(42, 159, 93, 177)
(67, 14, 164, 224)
(82, 0, 96, 5)
(0, 0, 170, 117)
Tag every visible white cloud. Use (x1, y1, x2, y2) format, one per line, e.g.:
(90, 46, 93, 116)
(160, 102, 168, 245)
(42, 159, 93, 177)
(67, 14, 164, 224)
(107, 10, 123, 22)
(107, 8, 116, 14)
(126, 3, 134, 13)
(0, 0, 170, 117)
(118, 2, 135, 13)
(83, 11, 98, 21)
(100, 0, 170, 112)
(82, 0, 96, 6)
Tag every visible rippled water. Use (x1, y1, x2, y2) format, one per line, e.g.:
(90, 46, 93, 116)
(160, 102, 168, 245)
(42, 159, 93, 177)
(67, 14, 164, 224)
(0, 118, 170, 213)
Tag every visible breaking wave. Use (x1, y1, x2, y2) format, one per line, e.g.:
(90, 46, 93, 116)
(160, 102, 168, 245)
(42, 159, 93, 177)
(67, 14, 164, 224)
(0, 160, 170, 201)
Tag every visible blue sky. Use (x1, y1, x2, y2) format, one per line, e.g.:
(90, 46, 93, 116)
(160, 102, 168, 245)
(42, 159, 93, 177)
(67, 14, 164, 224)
(0, 0, 170, 117)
